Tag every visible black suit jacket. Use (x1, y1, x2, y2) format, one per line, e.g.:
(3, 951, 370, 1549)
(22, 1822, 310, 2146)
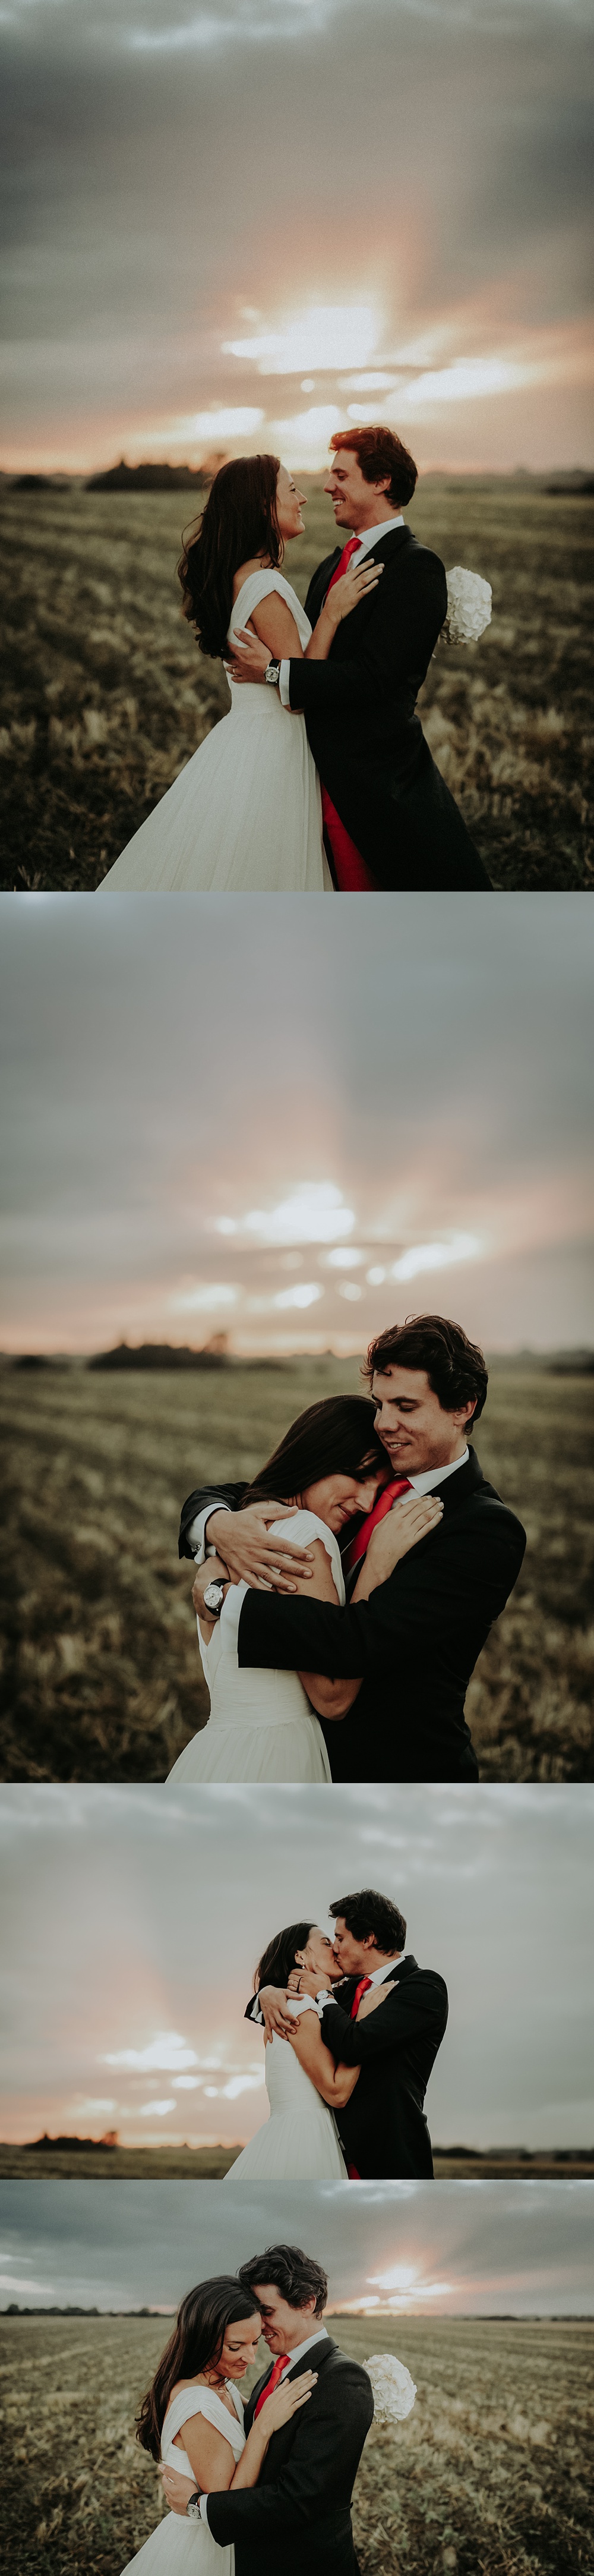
(286, 528, 492, 890)
(181, 1450, 526, 1781)
(206, 2333, 373, 2576)
(318, 1955, 447, 2178)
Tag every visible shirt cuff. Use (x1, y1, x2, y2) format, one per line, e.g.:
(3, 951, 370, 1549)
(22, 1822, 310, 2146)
(187, 1507, 226, 1567)
(219, 1580, 248, 1653)
(279, 659, 291, 708)
(315, 1989, 334, 2014)
(248, 1996, 264, 2024)
(198, 2496, 210, 2523)
(286, 1992, 323, 2018)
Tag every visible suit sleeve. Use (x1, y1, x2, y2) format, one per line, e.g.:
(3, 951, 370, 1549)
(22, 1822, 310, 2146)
(287, 552, 447, 714)
(206, 2364, 374, 2548)
(178, 1481, 248, 1560)
(320, 1971, 448, 2064)
(237, 1507, 526, 1678)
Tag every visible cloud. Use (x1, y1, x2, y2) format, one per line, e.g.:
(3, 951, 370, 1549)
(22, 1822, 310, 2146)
(1, 0, 592, 469)
(1, 2173, 592, 2314)
(0, 896, 592, 1353)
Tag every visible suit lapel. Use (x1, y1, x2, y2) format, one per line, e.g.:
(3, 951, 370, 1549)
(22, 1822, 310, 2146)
(305, 549, 341, 623)
(438, 1448, 484, 1520)
(307, 525, 413, 628)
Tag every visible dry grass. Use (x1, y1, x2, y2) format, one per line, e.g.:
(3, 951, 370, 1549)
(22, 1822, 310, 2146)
(1, 480, 592, 891)
(1, 1357, 592, 1783)
(1, 2313, 592, 2575)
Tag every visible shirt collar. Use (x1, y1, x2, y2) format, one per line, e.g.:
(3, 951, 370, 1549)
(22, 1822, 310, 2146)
(351, 515, 404, 555)
(279, 2328, 329, 2373)
(364, 1956, 403, 1988)
(405, 1448, 469, 1498)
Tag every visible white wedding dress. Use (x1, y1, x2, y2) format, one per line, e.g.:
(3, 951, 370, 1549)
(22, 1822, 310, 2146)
(121, 2383, 245, 2574)
(167, 1512, 345, 1784)
(228, 2014, 348, 2182)
(97, 574, 333, 893)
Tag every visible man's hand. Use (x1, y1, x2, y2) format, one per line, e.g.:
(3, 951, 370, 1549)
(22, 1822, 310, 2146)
(257, 1983, 299, 2042)
(160, 2465, 197, 2516)
(224, 626, 272, 685)
(204, 1503, 314, 1592)
(286, 1967, 327, 1999)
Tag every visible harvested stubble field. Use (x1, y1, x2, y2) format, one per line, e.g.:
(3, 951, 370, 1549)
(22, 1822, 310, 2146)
(1, 478, 592, 892)
(1, 2312, 592, 2576)
(1, 1357, 592, 1783)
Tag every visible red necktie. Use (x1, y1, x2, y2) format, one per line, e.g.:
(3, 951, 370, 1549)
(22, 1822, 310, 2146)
(321, 538, 377, 890)
(346, 1974, 372, 2175)
(253, 2353, 290, 2417)
(342, 1476, 412, 1583)
(326, 534, 361, 595)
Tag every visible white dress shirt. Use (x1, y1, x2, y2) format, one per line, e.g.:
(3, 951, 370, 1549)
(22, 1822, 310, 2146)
(402, 1447, 468, 1497)
(198, 2331, 329, 2518)
(279, 514, 405, 706)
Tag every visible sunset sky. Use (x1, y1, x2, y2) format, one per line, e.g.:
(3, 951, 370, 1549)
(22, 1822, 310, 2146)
(1, 2175, 592, 2314)
(1, 895, 592, 1355)
(2, 0, 593, 474)
(1, 1783, 593, 2151)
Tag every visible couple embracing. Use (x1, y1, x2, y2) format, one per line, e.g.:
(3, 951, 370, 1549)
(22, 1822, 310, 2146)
(174, 1314, 526, 1785)
(124, 2241, 413, 2576)
(229, 1886, 448, 2183)
(99, 424, 492, 894)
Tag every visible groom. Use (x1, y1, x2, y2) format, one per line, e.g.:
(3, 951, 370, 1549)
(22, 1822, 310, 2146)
(226, 423, 492, 891)
(247, 1888, 448, 2180)
(182, 1312, 527, 1782)
(160, 2241, 374, 2575)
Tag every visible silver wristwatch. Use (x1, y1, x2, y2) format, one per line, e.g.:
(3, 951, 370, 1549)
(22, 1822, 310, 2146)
(203, 1577, 227, 1615)
(264, 659, 280, 685)
(186, 2493, 202, 2521)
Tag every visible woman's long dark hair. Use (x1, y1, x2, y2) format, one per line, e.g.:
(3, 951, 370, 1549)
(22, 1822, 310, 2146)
(240, 1395, 387, 1511)
(178, 454, 282, 659)
(136, 2276, 261, 2461)
(255, 1921, 317, 1995)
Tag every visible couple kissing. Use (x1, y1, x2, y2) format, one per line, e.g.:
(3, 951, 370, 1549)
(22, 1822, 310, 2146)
(229, 1886, 448, 2183)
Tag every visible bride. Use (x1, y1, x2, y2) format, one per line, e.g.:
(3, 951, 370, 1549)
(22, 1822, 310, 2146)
(168, 1393, 443, 1785)
(227, 1920, 394, 2183)
(122, 2275, 317, 2572)
(97, 456, 381, 894)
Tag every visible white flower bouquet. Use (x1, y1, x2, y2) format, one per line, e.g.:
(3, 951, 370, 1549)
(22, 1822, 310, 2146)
(363, 2353, 417, 2423)
(441, 565, 492, 645)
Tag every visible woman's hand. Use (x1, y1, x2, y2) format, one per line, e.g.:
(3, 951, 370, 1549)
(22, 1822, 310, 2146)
(325, 555, 384, 629)
(363, 1491, 443, 1585)
(256, 2369, 318, 2438)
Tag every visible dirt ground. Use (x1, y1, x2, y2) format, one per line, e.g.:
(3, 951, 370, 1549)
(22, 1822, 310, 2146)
(1, 2312, 592, 2575)
(1, 478, 592, 891)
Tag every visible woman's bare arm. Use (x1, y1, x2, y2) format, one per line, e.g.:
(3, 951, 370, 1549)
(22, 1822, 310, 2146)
(226, 557, 384, 683)
(299, 1497, 445, 1712)
(242, 594, 305, 659)
(284, 2004, 359, 2109)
